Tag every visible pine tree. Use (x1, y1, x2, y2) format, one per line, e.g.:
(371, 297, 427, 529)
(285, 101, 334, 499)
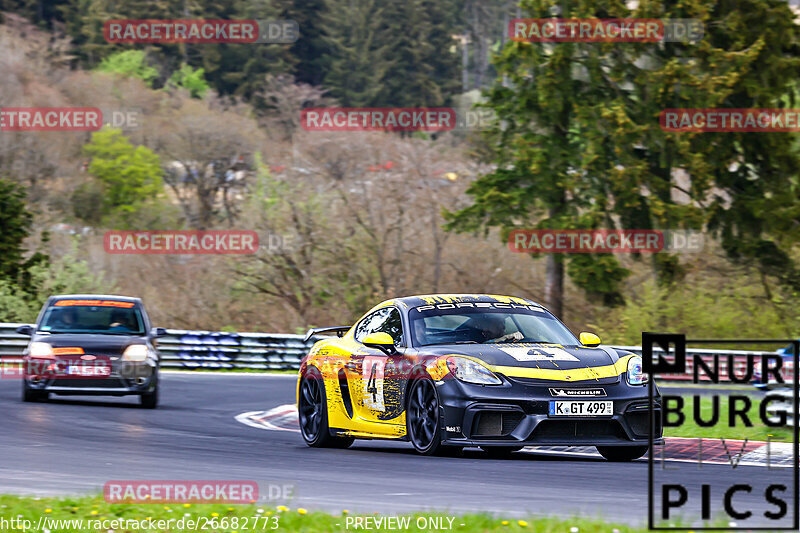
(318, 0, 392, 106)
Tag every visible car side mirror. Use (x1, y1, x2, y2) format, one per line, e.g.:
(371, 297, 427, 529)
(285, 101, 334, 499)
(15, 325, 34, 336)
(151, 327, 167, 337)
(362, 332, 396, 355)
(579, 332, 601, 347)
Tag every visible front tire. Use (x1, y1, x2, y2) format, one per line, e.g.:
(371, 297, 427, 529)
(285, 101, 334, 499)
(596, 445, 648, 462)
(298, 367, 353, 448)
(406, 374, 457, 456)
(22, 382, 48, 402)
(139, 372, 159, 409)
(139, 385, 159, 409)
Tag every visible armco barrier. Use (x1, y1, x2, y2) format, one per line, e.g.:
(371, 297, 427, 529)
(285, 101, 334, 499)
(0, 323, 314, 371)
(614, 345, 795, 384)
(0, 323, 793, 380)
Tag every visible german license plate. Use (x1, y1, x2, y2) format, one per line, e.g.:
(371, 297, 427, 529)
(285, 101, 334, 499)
(67, 365, 111, 377)
(549, 400, 613, 417)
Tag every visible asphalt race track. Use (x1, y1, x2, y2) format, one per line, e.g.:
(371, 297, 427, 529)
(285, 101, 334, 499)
(0, 373, 795, 526)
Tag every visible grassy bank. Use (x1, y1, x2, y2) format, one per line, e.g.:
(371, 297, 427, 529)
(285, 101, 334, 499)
(0, 494, 653, 532)
(662, 393, 793, 441)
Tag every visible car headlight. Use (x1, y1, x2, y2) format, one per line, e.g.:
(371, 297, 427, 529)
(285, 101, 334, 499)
(29, 342, 54, 359)
(122, 344, 150, 362)
(446, 356, 502, 385)
(627, 356, 648, 385)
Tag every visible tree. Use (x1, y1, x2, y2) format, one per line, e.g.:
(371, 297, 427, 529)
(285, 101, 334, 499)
(167, 63, 210, 98)
(79, 128, 163, 225)
(318, 0, 392, 107)
(380, 0, 461, 107)
(95, 50, 158, 85)
(0, 179, 47, 287)
(447, 0, 800, 318)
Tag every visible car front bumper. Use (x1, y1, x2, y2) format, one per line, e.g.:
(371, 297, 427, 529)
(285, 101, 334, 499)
(24, 360, 158, 396)
(435, 375, 662, 447)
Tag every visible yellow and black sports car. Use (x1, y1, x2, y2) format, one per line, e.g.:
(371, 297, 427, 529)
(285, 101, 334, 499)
(297, 294, 662, 460)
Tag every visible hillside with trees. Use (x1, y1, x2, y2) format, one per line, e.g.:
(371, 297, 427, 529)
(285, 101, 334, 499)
(0, 0, 798, 342)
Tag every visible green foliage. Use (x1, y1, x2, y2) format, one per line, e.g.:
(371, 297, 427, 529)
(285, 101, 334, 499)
(0, 179, 48, 292)
(167, 63, 210, 98)
(0, 245, 110, 323)
(78, 128, 163, 227)
(447, 0, 800, 312)
(379, 0, 461, 107)
(95, 50, 158, 85)
(591, 279, 799, 345)
(0, 179, 34, 281)
(316, 0, 460, 107)
(319, 0, 392, 106)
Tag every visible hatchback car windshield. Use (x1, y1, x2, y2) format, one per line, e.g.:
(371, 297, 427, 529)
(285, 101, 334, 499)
(39, 302, 145, 335)
(409, 306, 578, 346)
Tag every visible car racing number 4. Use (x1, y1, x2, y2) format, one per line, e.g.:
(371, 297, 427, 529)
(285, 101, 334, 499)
(361, 356, 386, 412)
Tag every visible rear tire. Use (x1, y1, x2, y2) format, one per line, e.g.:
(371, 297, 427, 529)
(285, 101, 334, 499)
(596, 445, 648, 462)
(22, 383, 48, 402)
(481, 446, 524, 458)
(298, 367, 354, 448)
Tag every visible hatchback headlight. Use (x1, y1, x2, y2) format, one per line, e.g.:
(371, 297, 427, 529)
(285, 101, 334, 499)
(627, 356, 648, 385)
(29, 342, 54, 359)
(122, 344, 150, 362)
(446, 356, 502, 385)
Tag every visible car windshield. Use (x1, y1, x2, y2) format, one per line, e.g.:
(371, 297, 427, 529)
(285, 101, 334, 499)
(409, 305, 579, 347)
(39, 302, 145, 335)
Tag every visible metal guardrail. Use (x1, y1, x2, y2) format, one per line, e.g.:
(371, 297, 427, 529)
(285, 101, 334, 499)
(613, 345, 796, 384)
(0, 323, 314, 371)
(0, 323, 794, 382)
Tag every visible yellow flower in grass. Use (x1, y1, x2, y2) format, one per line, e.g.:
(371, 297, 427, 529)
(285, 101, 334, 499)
(90, 510, 98, 515)
(517, 520, 528, 527)
(342, 510, 350, 515)
(211, 512, 219, 517)
(183, 504, 191, 508)
(501, 520, 509, 526)
(276, 505, 288, 512)
(44, 509, 52, 514)
(297, 508, 307, 515)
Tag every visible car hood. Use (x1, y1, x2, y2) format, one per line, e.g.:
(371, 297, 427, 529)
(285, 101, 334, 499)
(30, 333, 147, 355)
(420, 343, 627, 371)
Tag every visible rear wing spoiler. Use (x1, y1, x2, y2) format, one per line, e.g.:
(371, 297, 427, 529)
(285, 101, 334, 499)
(303, 326, 351, 343)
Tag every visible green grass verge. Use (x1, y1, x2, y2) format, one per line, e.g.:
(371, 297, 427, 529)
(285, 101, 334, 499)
(0, 494, 655, 532)
(663, 394, 792, 441)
